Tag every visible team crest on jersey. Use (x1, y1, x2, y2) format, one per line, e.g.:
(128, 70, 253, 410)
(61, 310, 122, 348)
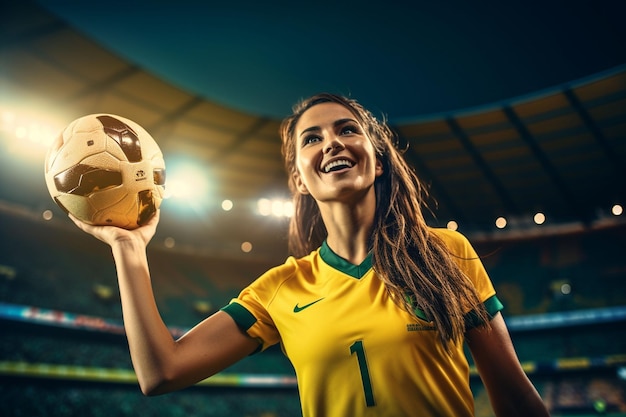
(404, 293, 432, 322)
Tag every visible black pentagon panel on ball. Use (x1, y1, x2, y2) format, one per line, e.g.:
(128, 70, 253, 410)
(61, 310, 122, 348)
(97, 115, 143, 163)
(136, 190, 157, 226)
(153, 168, 166, 185)
(54, 164, 123, 196)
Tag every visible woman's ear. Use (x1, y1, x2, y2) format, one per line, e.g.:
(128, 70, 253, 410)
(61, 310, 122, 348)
(293, 170, 310, 195)
(375, 157, 384, 177)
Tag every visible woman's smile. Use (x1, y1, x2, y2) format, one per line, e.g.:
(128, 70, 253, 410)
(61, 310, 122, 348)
(322, 158, 354, 173)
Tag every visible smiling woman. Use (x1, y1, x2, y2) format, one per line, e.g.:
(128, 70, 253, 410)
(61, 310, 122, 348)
(68, 92, 550, 417)
(222, 93, 550, 416)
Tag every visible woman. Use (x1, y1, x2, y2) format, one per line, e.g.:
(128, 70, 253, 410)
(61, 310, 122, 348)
(71, 93, 550, 416)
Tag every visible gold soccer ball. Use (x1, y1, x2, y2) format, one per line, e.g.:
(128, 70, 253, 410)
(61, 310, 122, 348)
(44, 114, 166, 229)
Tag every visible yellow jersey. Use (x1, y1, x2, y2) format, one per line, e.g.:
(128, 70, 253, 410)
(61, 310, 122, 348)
(222, 228, 503, 417)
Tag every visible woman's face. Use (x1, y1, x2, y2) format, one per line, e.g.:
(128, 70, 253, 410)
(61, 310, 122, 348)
(293, 102, 383, 203)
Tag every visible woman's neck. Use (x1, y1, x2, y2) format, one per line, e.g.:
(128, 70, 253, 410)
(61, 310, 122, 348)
(319, 196, 376, 265)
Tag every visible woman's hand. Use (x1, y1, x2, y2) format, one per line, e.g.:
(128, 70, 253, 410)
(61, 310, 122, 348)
(68, 210, 160, 248)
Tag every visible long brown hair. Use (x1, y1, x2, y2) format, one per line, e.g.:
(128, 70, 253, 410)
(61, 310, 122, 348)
(280, 93, 489, 348)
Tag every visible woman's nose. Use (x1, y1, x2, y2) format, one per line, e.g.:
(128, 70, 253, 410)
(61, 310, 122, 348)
(323, 137, 345, 153)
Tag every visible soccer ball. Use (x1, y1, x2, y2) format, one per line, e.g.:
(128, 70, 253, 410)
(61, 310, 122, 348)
(44, 114, 166, 229)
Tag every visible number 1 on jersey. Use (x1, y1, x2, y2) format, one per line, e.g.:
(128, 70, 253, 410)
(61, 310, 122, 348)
(350, 340, 376, 407)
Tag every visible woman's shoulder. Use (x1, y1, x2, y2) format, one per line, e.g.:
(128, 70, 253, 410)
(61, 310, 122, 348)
(428, 226, 478, 253)
(253, 250, 319, 288)
(428, 226, 468, 244)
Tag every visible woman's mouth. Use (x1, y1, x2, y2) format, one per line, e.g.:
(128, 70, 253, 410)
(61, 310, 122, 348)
(322, 159, 354, 173)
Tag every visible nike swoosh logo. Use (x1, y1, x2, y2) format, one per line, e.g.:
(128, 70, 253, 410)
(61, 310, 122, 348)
(293, 298, 325, 313)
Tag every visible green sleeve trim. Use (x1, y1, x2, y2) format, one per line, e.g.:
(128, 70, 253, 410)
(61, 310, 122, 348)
(221, 302, 257, 331)
(464, 295, 504, 329)
(220, 303, 263, 354)
(484, 294, 504, 318)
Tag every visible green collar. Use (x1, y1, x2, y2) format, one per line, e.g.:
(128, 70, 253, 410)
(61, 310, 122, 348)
(319, 240, 373, 279)
(319, 241, 431, 321)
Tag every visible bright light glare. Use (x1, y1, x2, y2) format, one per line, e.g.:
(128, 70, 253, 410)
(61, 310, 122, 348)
(15, 126, 27, 139)
(446, 220, 458, 231)
(495, 217, 507, 229)
(221, 199, 233, 211)
(257, 198, 293, 217)
(283, 201, 294, 218)
(271, 200, 285, 217)
(42, 210, 53, 221)
(1, 107, 62, 162)
(534, 212, 546, 225)
(612, 204, 623, 216)
(258, 198, 272, 216)
(164, 164, 209, 202)
(1, 110, 16, 125)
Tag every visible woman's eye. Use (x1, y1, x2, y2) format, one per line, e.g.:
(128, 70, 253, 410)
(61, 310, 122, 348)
(340, 125, 358, 135)
(303, 135, 320, 145)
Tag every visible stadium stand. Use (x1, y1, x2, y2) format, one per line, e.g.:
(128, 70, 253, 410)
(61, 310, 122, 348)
(1, 206, 625, 416)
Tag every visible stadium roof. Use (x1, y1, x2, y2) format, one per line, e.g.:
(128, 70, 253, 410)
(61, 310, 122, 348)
(1, 0, 625, 261)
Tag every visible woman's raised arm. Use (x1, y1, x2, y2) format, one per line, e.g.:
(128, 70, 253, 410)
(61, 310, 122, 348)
(70, 211, 260, 395)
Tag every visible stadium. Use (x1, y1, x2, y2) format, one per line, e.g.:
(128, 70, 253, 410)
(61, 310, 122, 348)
(1, 1, 625, 416)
